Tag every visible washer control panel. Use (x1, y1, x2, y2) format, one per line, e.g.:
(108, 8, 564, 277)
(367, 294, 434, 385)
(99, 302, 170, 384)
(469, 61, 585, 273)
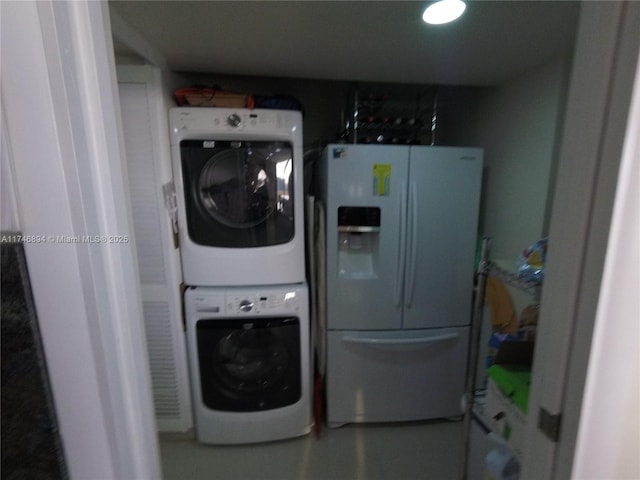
(191, 288, 300, 315)
(227, 291, 299, 315)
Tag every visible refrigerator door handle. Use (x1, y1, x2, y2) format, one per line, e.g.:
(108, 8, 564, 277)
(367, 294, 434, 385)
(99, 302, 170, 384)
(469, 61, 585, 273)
(341, 332, 460, 346)
(395, 182, 407, 307)
(405, 182, 419, 307)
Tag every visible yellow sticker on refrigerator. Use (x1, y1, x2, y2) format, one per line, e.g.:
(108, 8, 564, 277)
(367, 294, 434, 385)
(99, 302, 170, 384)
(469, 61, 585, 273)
(373, 164, 391, 196)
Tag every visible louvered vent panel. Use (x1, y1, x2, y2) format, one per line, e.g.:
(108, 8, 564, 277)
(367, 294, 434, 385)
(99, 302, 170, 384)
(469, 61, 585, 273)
(119, 73, 192, 431)
(143, 300, 181, 418)
(120, 84, 166, 285)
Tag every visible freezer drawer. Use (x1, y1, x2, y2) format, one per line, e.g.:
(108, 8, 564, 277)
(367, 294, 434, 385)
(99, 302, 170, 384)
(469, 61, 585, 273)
(326, 327, 469, 427)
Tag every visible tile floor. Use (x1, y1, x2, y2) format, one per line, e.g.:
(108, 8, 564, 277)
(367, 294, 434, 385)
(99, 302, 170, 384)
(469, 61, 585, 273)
(159, 419, 466, 480)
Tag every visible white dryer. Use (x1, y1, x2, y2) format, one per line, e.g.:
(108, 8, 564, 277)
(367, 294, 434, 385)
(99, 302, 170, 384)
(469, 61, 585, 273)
(170, 108, 306, 286)
(184, 284, 312, 444)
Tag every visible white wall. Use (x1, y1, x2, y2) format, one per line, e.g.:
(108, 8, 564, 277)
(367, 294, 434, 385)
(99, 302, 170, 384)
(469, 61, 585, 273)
(469, 57, 571, 267)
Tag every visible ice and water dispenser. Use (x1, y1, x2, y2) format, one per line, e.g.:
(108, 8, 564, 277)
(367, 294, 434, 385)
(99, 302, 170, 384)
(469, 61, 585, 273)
(337, 207, 380, 278)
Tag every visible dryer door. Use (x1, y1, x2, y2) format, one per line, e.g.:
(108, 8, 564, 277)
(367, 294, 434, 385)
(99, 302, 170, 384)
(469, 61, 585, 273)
(180, 140, 295, 248)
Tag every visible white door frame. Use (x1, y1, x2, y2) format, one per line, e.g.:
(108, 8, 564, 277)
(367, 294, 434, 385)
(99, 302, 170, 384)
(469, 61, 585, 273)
(571, 46, 640, 480)
(522, 2, 640, 478)
(1, 1, 161, 478)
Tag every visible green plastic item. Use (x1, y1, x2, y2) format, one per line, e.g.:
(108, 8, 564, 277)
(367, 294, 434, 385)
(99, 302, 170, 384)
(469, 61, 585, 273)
(487, 364, 531, 414)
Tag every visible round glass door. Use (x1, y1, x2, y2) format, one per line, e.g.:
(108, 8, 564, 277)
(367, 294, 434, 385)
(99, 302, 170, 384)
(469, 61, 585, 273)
(197, 144, 293, 228)
(212, 328, 289, 394)
(181, 140, 295, 247)
(197, 317, 302, 411)
(199, 149, 275, 229)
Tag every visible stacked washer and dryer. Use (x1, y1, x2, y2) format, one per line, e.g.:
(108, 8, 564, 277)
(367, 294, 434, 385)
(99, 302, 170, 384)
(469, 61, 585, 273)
(169, 108, 312, 444)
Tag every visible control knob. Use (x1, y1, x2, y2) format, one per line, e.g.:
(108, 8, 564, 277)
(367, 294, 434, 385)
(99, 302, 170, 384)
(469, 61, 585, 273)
(227, 113, 242, 127)
(239, 299, 254, 312)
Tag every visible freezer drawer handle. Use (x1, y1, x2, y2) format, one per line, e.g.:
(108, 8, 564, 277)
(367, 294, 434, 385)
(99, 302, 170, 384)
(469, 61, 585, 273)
(338, 226, 381, 233)
(341, 332, 459, 346)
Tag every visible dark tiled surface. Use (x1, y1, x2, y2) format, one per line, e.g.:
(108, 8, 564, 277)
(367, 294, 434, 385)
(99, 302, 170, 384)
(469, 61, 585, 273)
(1, 241, 67, 480)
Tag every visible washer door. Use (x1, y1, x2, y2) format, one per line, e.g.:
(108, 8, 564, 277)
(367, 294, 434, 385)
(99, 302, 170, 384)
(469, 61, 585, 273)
(180, 140, 295, 248)
(196, 317, 301, 412)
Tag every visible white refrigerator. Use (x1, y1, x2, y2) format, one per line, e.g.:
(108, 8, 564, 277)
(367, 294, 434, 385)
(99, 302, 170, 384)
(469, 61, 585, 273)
(318, 144, 483, 427)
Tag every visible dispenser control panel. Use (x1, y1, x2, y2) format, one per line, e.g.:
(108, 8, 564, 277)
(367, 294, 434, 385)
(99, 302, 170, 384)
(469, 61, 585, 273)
(337, 206, 381, 232)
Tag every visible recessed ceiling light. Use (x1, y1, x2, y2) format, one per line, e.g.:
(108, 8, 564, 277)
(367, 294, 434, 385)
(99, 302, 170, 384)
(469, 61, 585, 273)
(422, 0, 466, 25)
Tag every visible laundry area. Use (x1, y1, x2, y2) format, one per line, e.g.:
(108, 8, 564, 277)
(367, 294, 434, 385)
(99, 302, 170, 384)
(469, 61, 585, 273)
(5, 1, 639, 480)
(111, 2, 572, 479)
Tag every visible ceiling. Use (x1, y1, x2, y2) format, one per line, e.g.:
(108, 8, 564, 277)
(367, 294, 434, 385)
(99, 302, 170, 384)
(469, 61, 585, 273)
(109, 1, 580, 87)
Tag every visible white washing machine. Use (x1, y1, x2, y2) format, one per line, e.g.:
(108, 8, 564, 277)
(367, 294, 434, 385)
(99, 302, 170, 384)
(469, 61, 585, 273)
(184, 284, 312, 444)
(169, 108, 306, 287)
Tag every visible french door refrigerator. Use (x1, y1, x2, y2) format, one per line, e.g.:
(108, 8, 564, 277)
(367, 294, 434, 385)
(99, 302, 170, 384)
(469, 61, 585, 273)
(318, 144, 483, 427)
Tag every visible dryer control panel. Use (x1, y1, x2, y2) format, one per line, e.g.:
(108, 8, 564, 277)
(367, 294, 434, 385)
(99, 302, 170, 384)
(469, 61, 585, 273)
(169, 107, 301, 145)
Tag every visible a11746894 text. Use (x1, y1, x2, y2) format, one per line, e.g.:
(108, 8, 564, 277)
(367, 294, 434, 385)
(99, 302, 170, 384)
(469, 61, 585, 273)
(1, 234, 130, 244)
